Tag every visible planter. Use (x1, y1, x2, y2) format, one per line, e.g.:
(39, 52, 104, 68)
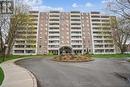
(53, 54, 94, 62)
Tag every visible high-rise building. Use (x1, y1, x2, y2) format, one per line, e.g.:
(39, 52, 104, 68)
(12, 11, 39, 55)
(37, 11, 92, 55)
(12, 11, 116, 55)
(90, 12, 116, 54)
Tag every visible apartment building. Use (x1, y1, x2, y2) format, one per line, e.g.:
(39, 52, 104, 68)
(12, 11, 116, 55)
(90, 12, 115, 54)
(70, 11, 92, 54)
(12, 11, 39, 55)
(37, 11, 92, 55)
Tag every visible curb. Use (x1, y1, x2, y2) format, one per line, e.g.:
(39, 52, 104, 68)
(0, 58, 37, 87)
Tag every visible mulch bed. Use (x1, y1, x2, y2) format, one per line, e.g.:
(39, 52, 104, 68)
(53, 54, 94, 62)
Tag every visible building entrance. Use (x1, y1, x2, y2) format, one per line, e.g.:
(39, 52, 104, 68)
(59, 46, 72, 55)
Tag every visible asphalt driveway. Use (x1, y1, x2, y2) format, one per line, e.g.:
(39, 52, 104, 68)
(16, 58, 130, 87)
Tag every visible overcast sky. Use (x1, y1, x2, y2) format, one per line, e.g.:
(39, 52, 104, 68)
(18, 0, 110, 12)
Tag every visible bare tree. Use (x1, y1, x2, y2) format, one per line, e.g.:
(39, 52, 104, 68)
(107, 0, 130, 19)
(0, 14, 11, 56)
(0, 2, 32, 58)
(106, 0, 130, 53)
(111, 17, 130, 54)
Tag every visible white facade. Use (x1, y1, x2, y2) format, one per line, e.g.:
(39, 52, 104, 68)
(12, 11, 117, 55)
(48, 11, 60, 54)
(12, 11, 39, 55)
(90, 12, 116, 54)
(70, 11, 83, 54)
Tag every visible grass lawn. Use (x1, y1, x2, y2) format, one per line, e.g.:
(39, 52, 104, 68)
(0, 55, 57, 63)
(0, 67, 4, 85)
(0, 54, 130, 63)
(92, 54, 130, 58)
(0, 55, 31, 63)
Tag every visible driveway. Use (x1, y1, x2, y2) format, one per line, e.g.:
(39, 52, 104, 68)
(16, 58, 130, 87)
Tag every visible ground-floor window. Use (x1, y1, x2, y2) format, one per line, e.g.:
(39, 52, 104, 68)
(14, 50, 24, 53)
(49, 50, 58, 55)
(73, 50, 82, 54)
(25, 50, 35, 53)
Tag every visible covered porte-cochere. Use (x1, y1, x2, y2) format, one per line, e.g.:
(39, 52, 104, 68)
(59, 46, 73, 55)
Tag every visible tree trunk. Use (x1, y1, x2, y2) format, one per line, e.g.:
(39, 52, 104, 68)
(120, 47, 126, 54)
(121, 50, 124, 54)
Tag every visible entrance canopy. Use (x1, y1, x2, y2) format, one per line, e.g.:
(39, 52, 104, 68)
(59, 46, 72, 55)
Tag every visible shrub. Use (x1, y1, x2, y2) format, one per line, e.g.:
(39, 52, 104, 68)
(53, 54, 94, 62)
(48, 52, 53, 56)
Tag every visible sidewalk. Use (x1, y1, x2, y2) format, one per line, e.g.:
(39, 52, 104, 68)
(0, 59, 37, 87)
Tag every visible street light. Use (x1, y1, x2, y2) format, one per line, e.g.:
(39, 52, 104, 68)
(3, 44, 8, 61)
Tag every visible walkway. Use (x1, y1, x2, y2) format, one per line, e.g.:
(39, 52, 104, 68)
(0, 59, 37, 87)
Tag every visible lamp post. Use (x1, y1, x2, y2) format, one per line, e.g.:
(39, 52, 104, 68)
(3, 44, 8, 61)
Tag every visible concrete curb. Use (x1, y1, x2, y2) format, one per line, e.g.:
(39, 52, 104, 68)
(0, 58, 37, 87)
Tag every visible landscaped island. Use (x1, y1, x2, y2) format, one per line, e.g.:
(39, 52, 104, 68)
(53, 54, 94, 62)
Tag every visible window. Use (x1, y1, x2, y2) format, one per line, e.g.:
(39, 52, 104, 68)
(95, 45, 103, 48)
(49, 23, 59, 25)
(49, 40, 59, 43)
(72, 45, 82, 48)
(91, 16, 100, 18)
(15, 45, 24, 48)
(48, 45, 59, 48)
(39, 45, 42, 48)
(26, 45, 36, 48)
(95, 49, 104, 53)
(14, 50, 24, 53)
(71, 23, 81, 25)
(25, 50, 35, 53)
(71, 36, 81, 38)
(105, 49, 114, 52)
(92, 19, 100, 22)
(101, 16, 109, 18)
(49, 36, 59, 38)
(71, 31, 81, 34)
(71, 19, 80, 21)
(72, 40, 82, 43)
(16, 40, 25, 43)
(92, 23, 101, 26)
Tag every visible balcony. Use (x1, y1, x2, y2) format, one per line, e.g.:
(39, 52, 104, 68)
(48, 43, 59, 45)
(49, 25, 60, 27)
(71, 38, 82, 40)
(48, 34, 60, 36)
(70, 21, 81, 23)
(49, 21, 60, 23)
(48, 38, 60, 40)
(71, 33, 82, 36)
(71, 43, 83, 45)
(48, 29, 59, 32)
(48, 48, 59, 50)
(71, 17, 81, 20)
(49, 17, 60, 19)
(71, 25, 81, 27)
